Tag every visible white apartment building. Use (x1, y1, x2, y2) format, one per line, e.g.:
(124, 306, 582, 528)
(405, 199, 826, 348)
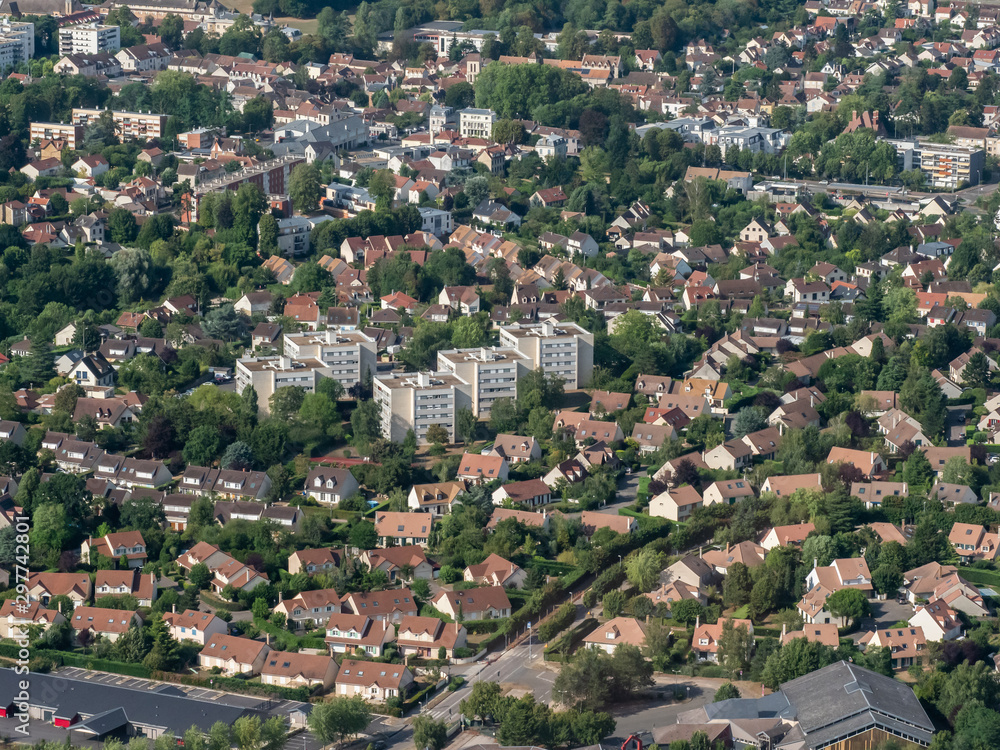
(0, 18, 34, 72)
(235, 355, 326, 413)
(887, 138, 985, 189)
(276, 216, 311, 255)
(373, 371, 471, 444)
(30, 122, 85, 150)
(498, 319, 595, 389)
(459, 108, 497, 139)
(282, 329, 378, 391)
(71, 108, 168, 140)
(59, 24, 120, 55)
(437, 346, 532, 417)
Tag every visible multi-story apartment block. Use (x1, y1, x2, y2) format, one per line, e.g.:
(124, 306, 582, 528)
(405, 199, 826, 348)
(459, 108, 497, 139)
(437, 347, 532, 417)
(235, 355, 326, 413)
(59, 24, 120, 55)
(71, 109, 168, 140)
(282, 329, 378, 391)
(888, 138, 985, 189)
(29, 122, 85, 150)
(498, 319, 595, 389)
(0, 18, 33, 72)
(373, 371, 471, 443)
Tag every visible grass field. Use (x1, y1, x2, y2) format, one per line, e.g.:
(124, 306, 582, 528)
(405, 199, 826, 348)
(224, 0, 336, 35)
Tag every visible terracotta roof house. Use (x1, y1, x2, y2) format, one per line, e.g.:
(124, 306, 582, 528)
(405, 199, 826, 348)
(433, 585, 512, 621)
(692, 618, 754, 662)
(342, 589, 418, 623)
(358, 546, 437, 581)
(275, 588, 343, 629)
(489, 434, 541, 463)
(486, 507, 551, 531)
(761, 473, 823, 497)
(407, 480, 465, 515)
(580, 511, 638, 538)
(909, 599, 962, 642)
(288, 547, 340, 576)
(491, 478, 552, 508)
(760, 523, 816, 550)
(781, 622, 840, 648)
(456, 453, 509, 484)
(163, 608, 227, 646)
(374, 512, 434, 547)
(650, 485, 704, 522)
(199, 634, 270, 675)
(81, 530, 147, 568)
(0, 600, 64, 640)
(859, 627, 927, 671)
(334, 659, 414, 703)
(463, 554, 526, 588)
(94, 569, 157, 608)
(324, 614, 395, 656)
(947, 523, 998, 562)
(261, 651, 338, 690)
(702, 541, 766, 573)
(70, 606, 142, 643)
(643, 579, 707, 609)
(396, 616, 468, 658)
(27, 572, 92, 608)
(583, 616, 647, 654)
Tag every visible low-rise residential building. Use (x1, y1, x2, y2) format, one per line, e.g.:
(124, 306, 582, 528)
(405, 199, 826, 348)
(342, 589, 418, 623)
(199, 634, 270, 675)
(69, 607, 142, 643)
(463, 554, 526, 588)
(163, 609, 228, 645)
(324, 614, 395, 656)
(334, 659, 414, 703)
(583, 616, 647, 654)
(396, 616, 467, 659)
(407, 480, 465, 515)
(261, 651, 338, 690)
(304, 467, 360, 506)
(374, 511, 433, 547)
(275, 589, 343, 630)
(432, 585, 512, 620)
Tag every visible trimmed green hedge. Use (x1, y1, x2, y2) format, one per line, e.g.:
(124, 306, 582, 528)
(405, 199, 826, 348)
(560, 568, 587, 590)
(0, 644, 152, 678)
(955, 568, 1000, 587)
(462, 619, 507, 634)
(545, 617, 597, 659)
(171, 673, 312, 701)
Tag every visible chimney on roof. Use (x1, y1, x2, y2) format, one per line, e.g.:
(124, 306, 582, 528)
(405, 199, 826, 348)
(278, 591, 283, 603)
(695, 615, 700, 628)
(814, 558, 818, 568)
(782, 623, 787, 638)
(172, 603, 176, 613)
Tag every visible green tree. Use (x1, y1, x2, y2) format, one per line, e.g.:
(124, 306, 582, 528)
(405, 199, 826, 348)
(723, 561, 753, 607)
(903, 450, 933, 487)
(825, 587, 870, 626)
(714, 683, 741, 702)
(717, 619, 754, 675)
(289, 163, 321, 213)
(349, 521, 377, 549)
(308, 696, 372, 746)
(412, 716, 448, 750)
(183, 425, 222, 466)
(624, 548, 662, 592)
(258, 213, 278, 255)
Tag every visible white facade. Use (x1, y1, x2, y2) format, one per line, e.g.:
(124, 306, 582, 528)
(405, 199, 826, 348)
(282, 329, 378, 391)
(437, 346, 532, 417)
(373, 371, 471, 443)
(459, 108, 497, 139)
(59, 24, 121, 55)
(0, 19, 34, 71)
(498, 319, 595, 389)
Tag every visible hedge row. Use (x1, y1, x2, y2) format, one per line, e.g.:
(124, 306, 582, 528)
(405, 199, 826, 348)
(168, 673, 313, 701)
(559, 568, 588, 590)
(537, 602, 576, 643)
(0, 644, 152, 678)
(462, 618, 507, 634)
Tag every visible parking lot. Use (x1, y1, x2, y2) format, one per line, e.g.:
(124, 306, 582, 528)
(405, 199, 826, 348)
(55, 668, 306, 714)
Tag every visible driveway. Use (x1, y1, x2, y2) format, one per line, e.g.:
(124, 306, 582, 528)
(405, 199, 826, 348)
(854, 597, 914, 642)
(946, 404, 969, 447)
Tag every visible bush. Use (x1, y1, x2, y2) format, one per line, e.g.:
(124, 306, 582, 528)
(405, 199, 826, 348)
(462, 619, 506, 634)
(448, 676, 466, 690)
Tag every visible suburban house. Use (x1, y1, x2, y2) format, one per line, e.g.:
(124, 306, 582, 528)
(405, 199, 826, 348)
(261, 652, 338, 690)
(909, 599, 962, 642)
(199, 634, 270, 675)
(374, 512, 434, 547)
(334, 659, 414, 703)
(342, 590, 419, 622)
(463, 554, 526, 588)
(275, 589, 343, 629)
(81, 531, 147, 568)
(692, 618, 754, 662)
(358, 546, 438, 581)
(288, 548, 341, 576)
(432, 586, 512, 621)
(69, 607, 142, 643)
(163, 609, 228, 645)
(582, 616, 647, 654)
(407, 480, 466, 515)
(324, 614, 395, 656)
(304, 467, 360, 506)
(396, 616, 468, 659)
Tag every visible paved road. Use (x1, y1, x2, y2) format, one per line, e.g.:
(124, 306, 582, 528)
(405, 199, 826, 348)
(424, 638, 553, 722)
